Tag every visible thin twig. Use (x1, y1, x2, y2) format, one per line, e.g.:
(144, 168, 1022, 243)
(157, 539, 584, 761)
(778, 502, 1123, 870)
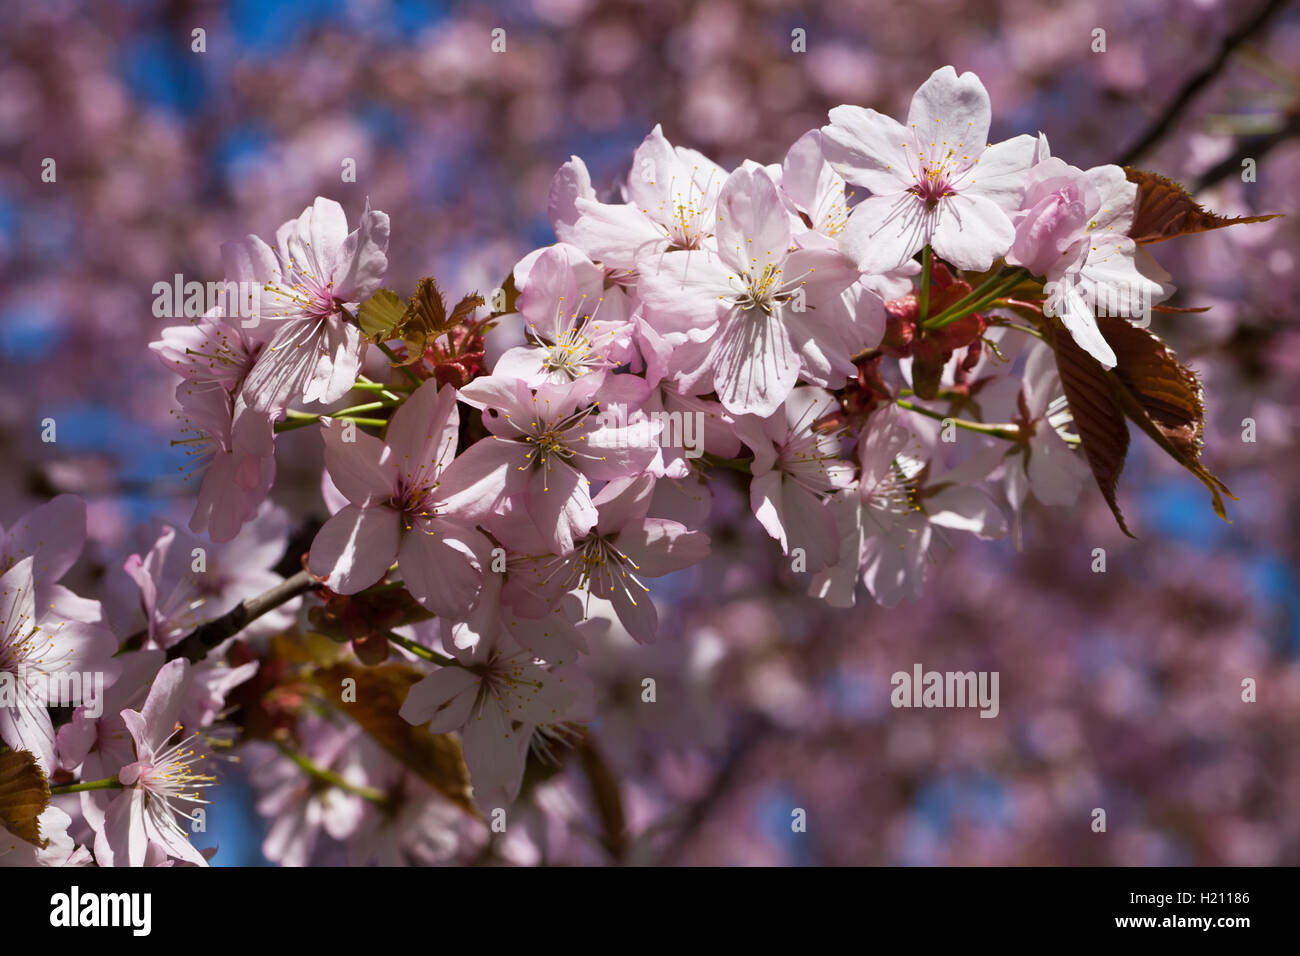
(1191, 110, 1300, 191)
(165, 569, 320, 663)
(1114, 0, 1291, 166)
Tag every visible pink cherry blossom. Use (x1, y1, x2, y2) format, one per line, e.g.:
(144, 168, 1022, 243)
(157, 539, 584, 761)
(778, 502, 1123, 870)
(443, 374, 657, 554)
(92, 659, 214, 867)
(152, 308, 277, 543)
(124, 501, 298, 648)
(738, 387, 856, 573)
(0, 557, 119, 772)
(537, 473, 711, 643)
(821, 65, 1037, 273)
(493, 243, 635, 386)
(223, 197, 389, 414)
(637, 164, 862, 416)
(1004, 342, 1092, 510)
(1008, 145, 1173, 367)
(568, 125, 728, 270)
(308, 379, 491, 618)
(399, 625, 583, 810)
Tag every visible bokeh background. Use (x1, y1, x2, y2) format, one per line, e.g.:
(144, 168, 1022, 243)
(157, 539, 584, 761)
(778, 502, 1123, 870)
(2, 0, 1298, 864)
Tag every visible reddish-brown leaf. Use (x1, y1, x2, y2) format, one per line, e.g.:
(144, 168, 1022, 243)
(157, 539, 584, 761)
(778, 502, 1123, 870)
(1049, 316, 1234, 535)
(1125, 168, 1279, 244)
(1098, 316, 1234, 521)
(1049, 325, 1133, 536)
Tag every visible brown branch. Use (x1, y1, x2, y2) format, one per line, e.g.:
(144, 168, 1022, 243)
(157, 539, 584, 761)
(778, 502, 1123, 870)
(1191, 109, 1300, 192)
(1113, 0, 1291, 167)
(165, 569, 320, 663)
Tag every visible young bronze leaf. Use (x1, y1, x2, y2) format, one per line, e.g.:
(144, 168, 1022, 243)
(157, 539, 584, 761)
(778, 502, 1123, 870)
(0, 748, 51, 848)
(389, 277, 459, 365)
(313, 662, 477, 815)
(1124, 168, 1279, 244)
(449, 291, 486, 327)
(355, 288, 406, 341)
(1048, 324, 1133, 536)
(1097, 317, 1234, 521)
(403, 277, 453, 334)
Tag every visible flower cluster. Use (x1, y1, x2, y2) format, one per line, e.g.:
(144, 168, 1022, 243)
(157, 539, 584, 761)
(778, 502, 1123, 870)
(0, 66, 1266, 867)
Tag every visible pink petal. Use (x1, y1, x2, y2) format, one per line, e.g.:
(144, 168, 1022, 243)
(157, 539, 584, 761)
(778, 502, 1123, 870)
(398, 666, 479, 733)
(821, 105, 914, 195)
(2, 494, 85, 583)
(397, 521, 485, 619)
(906, 66, 992, 169)
(95, 788, 148, 867)
(930, 192, 1015, 273)
(321, 416, 396, 505)
(308, 505, 402, 594)
(385, 379, 459, 491)
(715, 165, 791, 276)
(709, 305, 800, 417)
(837, 192, 930, 275)
(616, 518, 710, 578)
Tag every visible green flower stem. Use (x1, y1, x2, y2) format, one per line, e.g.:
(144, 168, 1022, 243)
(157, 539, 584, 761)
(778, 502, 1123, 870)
(274, 401, 397, 434)
(921, 267, 1006, 327)
(374, 341, 425, 387)
(988, 319, 1046, 341)
(358, 374, 409, 400)
(701, 452, 754, 474)
(337, 303, 423, 387)
(895, 399, 1023, 441)
(50, 777, 123, 795)
(923, 269, 1029, 331)
(918, 245, 933, 323)
(382, 630, 457, 667)
(275, 741, 390, 805)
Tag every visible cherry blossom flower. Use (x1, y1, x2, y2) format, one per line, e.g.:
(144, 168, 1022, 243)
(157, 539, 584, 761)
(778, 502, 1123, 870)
(246, 717, 369, 867)
(821, 65, 1037, 273)
(443, 374, 657, 554)
(1007, 146, 1172, 367)
(223, 197, 389, 414)
(152, 308, 277, 543)
(737, 387, 856, 573)
(1001, 342, 1092, 510)
(92, 659, 214, 867)
(399, 626, 583, 809)
(537, 474, 711, 643)
(813, 408, 1006, 607)
(568, 125, 728, 270)
(637, 164, 862, 416)
(124, 502, 298, 648)
(308, 379, 491, 617)
(493, 243, 634, 386)
(0, 557, 119, 772)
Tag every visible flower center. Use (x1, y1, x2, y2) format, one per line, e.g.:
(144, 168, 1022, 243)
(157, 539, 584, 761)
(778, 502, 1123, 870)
(133, 730, 217, 806)
(546, 534, 648, 611)
(732, 263, 799, 315)
(910, 166, 956, 208)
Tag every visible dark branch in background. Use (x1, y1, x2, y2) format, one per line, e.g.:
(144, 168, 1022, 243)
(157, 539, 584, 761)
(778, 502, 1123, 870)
(165, 569, 320, 663)
(657, 716, 773, 865)
(1191, 110, 1300, 191)
(1113, 0, 1291, 167)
